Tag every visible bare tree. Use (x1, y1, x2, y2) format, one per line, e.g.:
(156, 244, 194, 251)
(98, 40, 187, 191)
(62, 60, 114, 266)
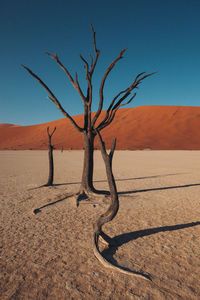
(45, 126, 56, 186)
(93, 130, 150, 280)
(22, 25, 155, 196)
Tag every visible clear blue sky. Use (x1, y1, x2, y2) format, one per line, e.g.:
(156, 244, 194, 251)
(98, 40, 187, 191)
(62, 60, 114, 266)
(0, 0, 200, 125)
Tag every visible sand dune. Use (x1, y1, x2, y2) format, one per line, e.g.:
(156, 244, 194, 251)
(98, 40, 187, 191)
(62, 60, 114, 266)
(0, 123, 19, 128)
(1, 105, 200, 150)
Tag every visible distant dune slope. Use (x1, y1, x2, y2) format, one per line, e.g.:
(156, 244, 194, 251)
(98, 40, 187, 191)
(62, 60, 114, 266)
(1, 106, 200, 150)
(0, 123, 19, 128)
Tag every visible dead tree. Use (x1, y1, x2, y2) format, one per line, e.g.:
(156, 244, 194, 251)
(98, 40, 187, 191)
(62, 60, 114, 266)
(45, 126, 56, 186)
(22, 25, 155, 196)
(93, 130, 150, 280)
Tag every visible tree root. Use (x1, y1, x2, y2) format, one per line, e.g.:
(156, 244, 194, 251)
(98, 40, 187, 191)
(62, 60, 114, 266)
(76, 191, 109, 207)
(93, 232, 152, 280)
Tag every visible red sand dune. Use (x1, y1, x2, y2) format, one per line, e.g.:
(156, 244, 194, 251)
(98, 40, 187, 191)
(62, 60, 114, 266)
(1, 105, 200, 150)
(0, 124, 16, 128)
(0, 124, 21, 128)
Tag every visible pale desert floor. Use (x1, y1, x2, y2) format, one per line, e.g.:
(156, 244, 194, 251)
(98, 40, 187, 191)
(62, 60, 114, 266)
(0, 150, 200, 299)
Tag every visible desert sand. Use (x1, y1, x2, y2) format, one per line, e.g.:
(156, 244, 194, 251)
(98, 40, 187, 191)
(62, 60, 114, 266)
(0, 149, 200, 299)
(1, 106, 200, 150)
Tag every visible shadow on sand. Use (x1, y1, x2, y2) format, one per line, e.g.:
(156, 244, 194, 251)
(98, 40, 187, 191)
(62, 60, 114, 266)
(28, 173, 182, 192)
(118, 183, 200, 195)
(53, 173, 181, 187)
(101, 221, 200, 275)
(33, 193, 74, 214)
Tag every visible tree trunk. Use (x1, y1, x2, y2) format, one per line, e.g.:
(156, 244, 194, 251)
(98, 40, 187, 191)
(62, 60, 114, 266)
(80, 132, 95, 193)
(46, 144, 54, 186)
(45, 126, 56, 186)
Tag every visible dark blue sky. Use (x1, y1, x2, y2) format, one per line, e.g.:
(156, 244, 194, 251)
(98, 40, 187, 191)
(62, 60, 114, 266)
(1, 0, 200, 125)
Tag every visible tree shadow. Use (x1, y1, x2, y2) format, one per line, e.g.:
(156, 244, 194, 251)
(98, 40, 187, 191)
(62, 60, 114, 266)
(33, 193, 74, 214)
(28, 173, 182, 191)
(116, 173, 182, 182)
(101, 221, 200, 275)
(76, 192, 89, 207)
(28, 184, 58, 191)
(118, 183, 200, 195)
(48, 173, 182, 187)
(31, 174, 186, 210)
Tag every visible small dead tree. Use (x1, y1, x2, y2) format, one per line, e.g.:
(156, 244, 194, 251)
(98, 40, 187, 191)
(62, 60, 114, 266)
(22, 25, 155, 196)
(93, 130, 150, 280)
(45, 126, 56, 186)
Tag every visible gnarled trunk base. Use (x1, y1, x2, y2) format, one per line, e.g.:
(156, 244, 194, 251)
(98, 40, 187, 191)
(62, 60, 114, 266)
(93, 233, 151, 280)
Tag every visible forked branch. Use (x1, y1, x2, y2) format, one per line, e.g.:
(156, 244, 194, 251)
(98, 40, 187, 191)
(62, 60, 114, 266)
(47, 126, 56, 138)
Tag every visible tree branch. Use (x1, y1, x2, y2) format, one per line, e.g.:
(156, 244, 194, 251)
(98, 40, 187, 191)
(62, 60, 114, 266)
(112, 72, 156, 111)
(90, 24, 100, 76)
(47, 126, 56, 137)
(97, 72, 156, 131)
(95, 129, 106, 154)
(22, 65, 83, 132)
(80, 53, 93, 133)
(78, 24, 99, 130)
(89, 54, 93, 68)
(80, 54, 90, 73)
(109, 137, 117, 161)
(96, 129, 116, 164)
(96, 88, 130, 129)
(46, 52, 87, 103)
(46, 52, 75, 85)
(92, 48, 127, 128)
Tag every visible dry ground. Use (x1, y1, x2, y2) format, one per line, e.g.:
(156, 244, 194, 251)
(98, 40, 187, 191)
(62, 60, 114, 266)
(0, 150, 200, 299)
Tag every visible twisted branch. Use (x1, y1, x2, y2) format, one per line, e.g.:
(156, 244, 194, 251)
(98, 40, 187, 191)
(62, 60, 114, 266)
(93, 130, 151, 280)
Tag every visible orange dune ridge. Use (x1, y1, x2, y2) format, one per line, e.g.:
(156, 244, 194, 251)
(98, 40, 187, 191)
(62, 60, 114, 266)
(1, 105, 200, 150)
(0, 123, 20, 128)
